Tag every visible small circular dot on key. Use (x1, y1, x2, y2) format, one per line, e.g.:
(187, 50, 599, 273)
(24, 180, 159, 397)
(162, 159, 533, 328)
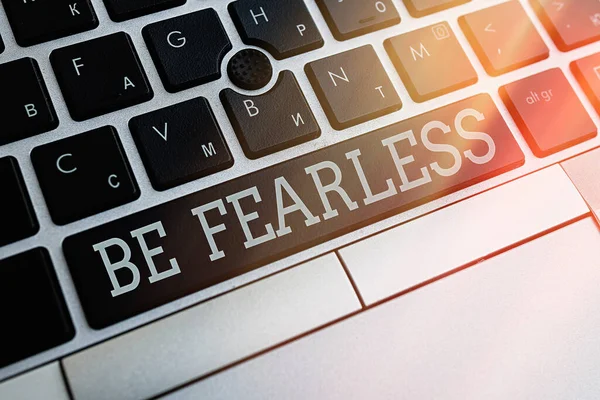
(228, 49, 273, 91)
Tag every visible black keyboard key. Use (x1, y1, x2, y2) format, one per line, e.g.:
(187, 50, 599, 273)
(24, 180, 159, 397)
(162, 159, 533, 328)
(531, 0, 600, 51)
(0, 58, 59, 145)
(385, 22, 477, 102)
(2, 0, 98, 46)
(500, 68, 596, 157)
(305, 45, 402, 130)
(0, 248, 74, 368)
(572, 52, 600, 115)
(143, 9, 232, 93)
(63, 94, 524, 328)
(459, 1, 549, 76)
(31, 126, 140, 225)
(221, 71, 320, 159)
(403, 0, 470, 18)
(0, 157, 39, 247)
(129, 98, 234, 191)
(0, 34, 4, 54)
(229, 0, 323, 60)
(50, 32, 153, 121)
(103, 0, 186, 22)
(317, 0, 400, 41)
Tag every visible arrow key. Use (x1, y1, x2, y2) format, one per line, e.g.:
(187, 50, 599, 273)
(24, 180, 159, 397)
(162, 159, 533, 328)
(459, 1, 549, 76)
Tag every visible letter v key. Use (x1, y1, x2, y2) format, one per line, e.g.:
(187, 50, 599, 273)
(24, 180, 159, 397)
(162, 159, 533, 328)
(152, 123, 168, 141)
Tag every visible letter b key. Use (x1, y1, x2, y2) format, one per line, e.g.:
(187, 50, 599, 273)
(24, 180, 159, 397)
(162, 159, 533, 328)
(0, 57, 58, 145)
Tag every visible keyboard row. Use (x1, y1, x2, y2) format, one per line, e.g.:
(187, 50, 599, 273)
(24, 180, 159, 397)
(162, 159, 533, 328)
(0, 2, 596, 145)
(0, 0, 476, 48)
(4, 0, 600, 132)
(1, 3, 598, 146)
(3, 0, 600, 48)
(4, 48, 600, 241)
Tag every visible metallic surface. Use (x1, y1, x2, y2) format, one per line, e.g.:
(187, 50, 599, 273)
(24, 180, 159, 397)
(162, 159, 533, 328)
(164, 218, 600, 400)
(0, 362, 69, 400)
(340, 165, 589, 305)
(562, 147, 600, 222)
(62, 254, 360, 400)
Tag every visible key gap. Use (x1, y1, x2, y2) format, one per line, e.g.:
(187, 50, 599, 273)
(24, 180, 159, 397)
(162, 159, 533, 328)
(335, 252, 366, 309)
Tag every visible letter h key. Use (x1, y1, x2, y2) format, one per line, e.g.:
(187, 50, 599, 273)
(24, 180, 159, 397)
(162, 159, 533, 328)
(228, 0, 324, 59)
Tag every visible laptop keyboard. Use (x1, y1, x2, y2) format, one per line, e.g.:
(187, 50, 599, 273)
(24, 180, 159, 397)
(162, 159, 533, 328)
(62, 93, 524, 328)
(2, 0, 600, 395)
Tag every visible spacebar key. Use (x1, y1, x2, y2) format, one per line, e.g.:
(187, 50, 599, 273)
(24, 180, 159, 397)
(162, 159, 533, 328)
(63, 94, 524, 329)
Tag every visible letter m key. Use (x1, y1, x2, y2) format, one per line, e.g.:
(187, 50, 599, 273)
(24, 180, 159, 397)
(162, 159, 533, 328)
(202, 142, 216, 157)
